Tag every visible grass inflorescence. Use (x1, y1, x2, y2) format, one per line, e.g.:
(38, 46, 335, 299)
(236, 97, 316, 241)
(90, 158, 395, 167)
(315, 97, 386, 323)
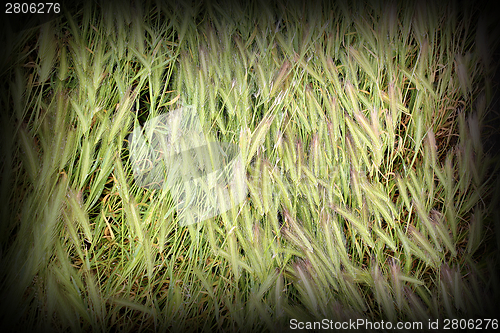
(1, 0, 499, 332)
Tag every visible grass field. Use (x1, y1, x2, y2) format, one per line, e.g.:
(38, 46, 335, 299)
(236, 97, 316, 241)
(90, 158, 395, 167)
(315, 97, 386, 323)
(1, 0, 500, 331)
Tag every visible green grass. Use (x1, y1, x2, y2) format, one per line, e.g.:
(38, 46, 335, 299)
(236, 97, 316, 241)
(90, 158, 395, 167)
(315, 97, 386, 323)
(1, 0, 499, 332)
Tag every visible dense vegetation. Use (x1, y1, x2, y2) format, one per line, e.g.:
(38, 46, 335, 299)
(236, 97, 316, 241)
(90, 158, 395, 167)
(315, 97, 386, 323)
(1, 0, 499, 331)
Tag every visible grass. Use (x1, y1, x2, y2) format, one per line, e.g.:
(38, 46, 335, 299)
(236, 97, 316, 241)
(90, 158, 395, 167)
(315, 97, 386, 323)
(1, 0, 499, 331)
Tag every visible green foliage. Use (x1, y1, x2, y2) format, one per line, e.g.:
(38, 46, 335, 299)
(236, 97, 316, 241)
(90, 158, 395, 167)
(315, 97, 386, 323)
(1, 0, 499, 331)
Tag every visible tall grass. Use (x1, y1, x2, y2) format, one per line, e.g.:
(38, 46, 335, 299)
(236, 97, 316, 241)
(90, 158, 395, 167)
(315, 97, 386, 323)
(1, 0, 499, 331)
